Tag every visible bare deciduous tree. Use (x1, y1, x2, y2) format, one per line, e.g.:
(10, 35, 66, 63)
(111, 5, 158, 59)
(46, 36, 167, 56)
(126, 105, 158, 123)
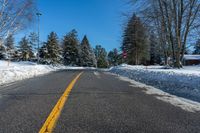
(131, 0, 200, 68)
(0, 0, 36, 39)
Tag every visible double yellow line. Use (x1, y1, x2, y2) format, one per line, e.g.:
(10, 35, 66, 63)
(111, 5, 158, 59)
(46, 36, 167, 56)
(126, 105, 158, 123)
(39, 72, 83, 133)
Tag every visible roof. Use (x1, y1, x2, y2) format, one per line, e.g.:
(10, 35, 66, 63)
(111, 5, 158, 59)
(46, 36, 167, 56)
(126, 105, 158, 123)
(183, 55, 200, 60)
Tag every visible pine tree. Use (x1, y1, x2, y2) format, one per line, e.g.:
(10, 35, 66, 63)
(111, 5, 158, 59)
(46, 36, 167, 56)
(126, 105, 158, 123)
(80, 35, 97, 67)
(0, 44, 6, 59)
(193, 39, 200, 54)
(5, 34, 14, 50)
(94, 45, 108, 68)
(149, 32, 161, 65)
(29, 32, 38, 52)
(4, 34, 15, 59)
(39, 43, 48, 64)
(18, 37, 34, 61)
(12, 50, 20, 61)
(45, 32, 61, 64)
(122, 14, 149, 65)
(108, 48, 119, 66)
(62, 29, 80, 66)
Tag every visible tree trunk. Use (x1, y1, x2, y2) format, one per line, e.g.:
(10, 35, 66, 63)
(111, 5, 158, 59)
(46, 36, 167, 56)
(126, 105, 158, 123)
(175, 51, 182, 68)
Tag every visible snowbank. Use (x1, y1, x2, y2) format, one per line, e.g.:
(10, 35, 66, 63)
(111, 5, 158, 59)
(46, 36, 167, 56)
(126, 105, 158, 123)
(107, 73, 200, 112)
(110, 64, 200, 103)
(0, 61, 62, 85)
(0, 61, 95, 86)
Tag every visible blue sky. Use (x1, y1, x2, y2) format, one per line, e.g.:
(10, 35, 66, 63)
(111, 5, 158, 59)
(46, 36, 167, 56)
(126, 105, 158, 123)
(16, 0, 131, 51)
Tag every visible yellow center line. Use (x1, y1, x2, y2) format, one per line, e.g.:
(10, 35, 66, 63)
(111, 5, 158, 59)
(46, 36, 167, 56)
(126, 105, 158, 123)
(39, 72, 83, 133)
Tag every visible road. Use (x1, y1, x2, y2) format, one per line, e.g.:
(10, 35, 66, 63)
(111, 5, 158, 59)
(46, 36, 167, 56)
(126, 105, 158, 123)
(0, 70, 199, 133)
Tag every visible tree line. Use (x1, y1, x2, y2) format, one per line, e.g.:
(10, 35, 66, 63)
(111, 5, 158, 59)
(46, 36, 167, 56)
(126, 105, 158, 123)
(2, 0, 200, 68)
(0, 0, 122, 68)
(122, 0, 200, 68)
(0, 30, 122, 68)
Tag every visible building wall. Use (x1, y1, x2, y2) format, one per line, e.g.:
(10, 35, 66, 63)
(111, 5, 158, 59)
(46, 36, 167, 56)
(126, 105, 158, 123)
(184, 60, 200, 66)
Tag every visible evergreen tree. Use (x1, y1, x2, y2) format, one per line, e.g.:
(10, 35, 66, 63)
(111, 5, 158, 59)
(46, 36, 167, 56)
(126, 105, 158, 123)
(4, 34, 15, 59)
(5, 34, 14, 50)
(184, 49, 189, 54)
(62, 29, 80, 66)
(45, 32, 61, 64)
(0, 45, 6, 59)
(94, 45, 108, 68)
(29, 32, 38, 52)
(193, 39, 200, 54)
(122, 14, 149, 65)
(12, 50, 20, 61)
(149, 32, 161, 65)
(18, 37, 34, 61)
(80, 35, 97, 67)
(38, 43, 48, 64)
(108, 48, 119, 66)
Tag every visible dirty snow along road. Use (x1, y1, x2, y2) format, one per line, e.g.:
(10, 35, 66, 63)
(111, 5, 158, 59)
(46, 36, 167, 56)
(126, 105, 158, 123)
(110, 64, 200, 102)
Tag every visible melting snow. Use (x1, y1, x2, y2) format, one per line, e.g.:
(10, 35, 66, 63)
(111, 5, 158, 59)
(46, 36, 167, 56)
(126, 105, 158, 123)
(110, 64, 200, 103)
(107, 72, 200, 112)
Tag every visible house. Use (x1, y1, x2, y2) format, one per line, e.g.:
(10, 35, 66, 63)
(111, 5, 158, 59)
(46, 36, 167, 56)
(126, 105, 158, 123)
(183, 55, 200, 66)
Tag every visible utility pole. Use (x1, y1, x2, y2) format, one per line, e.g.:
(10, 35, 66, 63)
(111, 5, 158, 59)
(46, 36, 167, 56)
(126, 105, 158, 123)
(36, 12, 42, 64)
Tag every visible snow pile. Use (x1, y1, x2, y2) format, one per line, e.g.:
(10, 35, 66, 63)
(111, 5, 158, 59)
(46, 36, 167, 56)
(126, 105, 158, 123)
(0, 61, 95, 86)
(110, 64, 200, 102)
(0, 61, 62, 85)
(108, 73, 200, 112)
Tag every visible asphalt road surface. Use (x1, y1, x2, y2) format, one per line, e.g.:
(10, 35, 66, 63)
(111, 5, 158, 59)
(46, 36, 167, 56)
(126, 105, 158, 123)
(0, 70, 200, 133)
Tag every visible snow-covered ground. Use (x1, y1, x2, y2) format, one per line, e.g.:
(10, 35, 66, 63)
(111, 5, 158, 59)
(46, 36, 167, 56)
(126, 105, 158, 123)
(110, 64, 200, 103)
(0, 61, 93, 86)
(107, 73, 200, 112)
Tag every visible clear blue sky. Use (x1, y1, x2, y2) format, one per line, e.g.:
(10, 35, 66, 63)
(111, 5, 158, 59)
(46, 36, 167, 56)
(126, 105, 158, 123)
(16, 0, 131, 51)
